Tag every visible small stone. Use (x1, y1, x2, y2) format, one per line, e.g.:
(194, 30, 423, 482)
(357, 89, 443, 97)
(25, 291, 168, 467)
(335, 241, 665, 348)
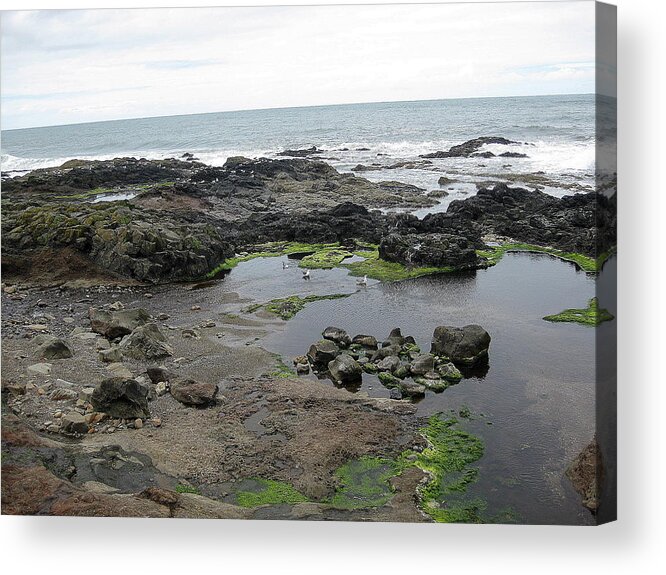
(49, 388, 79, 401)
(26, 324, 48, 332)
(134, 418, 143, 429)
(106, 362, 133, 379)
(199, 319, 216, 328)
(27, 363, 52, 376)
(79, 387, 95, 402)
(96, 339, 111, 351)
(151, 417, 162, 427)
(4, 285, 17, 294)
(191, 305, 201, 311)
(157, 313, 170, 321)
(61, 411, 88, 434)
(144, 293, 153, 299)
(108, 301, 125, 311)
(181, 328, 200, 339)
(155, 381, 168, 396)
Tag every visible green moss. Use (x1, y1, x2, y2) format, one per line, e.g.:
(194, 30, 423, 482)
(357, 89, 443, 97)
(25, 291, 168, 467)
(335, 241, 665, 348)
(543, 297, 614, 326)
(235, 478, 309, 507)
(270, 357, 296, 378)
(299, 248, 354, 269)
(342, 248, 455, 282)
(329, 456, 400, 509)
(257, 293, 351, 320)
(175, 483, 200, 495)
(412, 416, 485, 523)
(477, 242, 605, 273)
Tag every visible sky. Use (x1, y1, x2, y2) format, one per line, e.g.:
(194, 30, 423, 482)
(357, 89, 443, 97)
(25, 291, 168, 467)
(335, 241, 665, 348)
(0, 2, 597, 130)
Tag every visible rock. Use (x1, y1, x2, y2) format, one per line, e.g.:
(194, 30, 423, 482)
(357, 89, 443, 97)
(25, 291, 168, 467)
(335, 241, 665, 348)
(430, 325, 491, 366)
(90, 377, 151, 419)
(327, 354, 362, 384)
(96, 339, 111, 351)
(376, 356, 400, 373)
(393, 364, 410, 379)
(276, 146, 323, 157)
(134, 418, 144, 429)
(306, 339, 340, 367)
(351, 334, 378, 349)
(295, 363, 310, 375)
(146, 366, 170, 384)
(437, 362, 463, 381)
(108, 301, 125, 311)
(292, 355, 308, 366)
(89, 307, 150, 339)
(410, 353, 435, 376)
(418, 377, 448, 392)
(34, 335, 73, 360)
(27, 363, 52, 376)
(322, 326, 352, 348)
(49, 388, 79, 401)
(170, 379, 218, 406)
(566, 437, 603, 512)
(61, 412, 88, 434)
(119, 323, 173, 360)
(26, 324, 49, 331)
(397, 380, 427, 397)
(380, 232, 480, 270)
(79, 387, 96, 402)
(151, 417, 162, 427)
(389, 388, 403, 400)
(155, 381, 168, 396)
(2, 381, 26, 396)
(107, 363, 133, 379)
(370, 344, 401, 362)
(420, 136, 519, 159)
(99, 347, 123, 363)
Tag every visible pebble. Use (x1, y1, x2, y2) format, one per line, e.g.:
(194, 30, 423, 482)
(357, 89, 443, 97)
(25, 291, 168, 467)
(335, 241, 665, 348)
(157, 313, 170, 321)
(27, 363, 52, 376)
(26, 324, 48, 332)
(4, 285, 17, 294)
(155, 381, 168, 396)
(151, 417, 162, 427)
(199, 319, 216, 328)
(145, 293, 153, 299)
(191, 305, 201, 311)
(134, 418, 143, 429)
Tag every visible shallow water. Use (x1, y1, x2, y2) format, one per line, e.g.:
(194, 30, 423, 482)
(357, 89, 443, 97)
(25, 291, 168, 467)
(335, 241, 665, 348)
(215, 251, 597, 524)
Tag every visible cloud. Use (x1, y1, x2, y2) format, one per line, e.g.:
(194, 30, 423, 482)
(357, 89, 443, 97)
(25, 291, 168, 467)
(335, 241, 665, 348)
(1, 2, 597, 129)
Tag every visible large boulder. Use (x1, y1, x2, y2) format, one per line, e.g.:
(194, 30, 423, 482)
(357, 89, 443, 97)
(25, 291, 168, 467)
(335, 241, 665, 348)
(307, 339, 340, 367)
(119, 323, 173, 360)
(34, 335, 74, 360)
(430, 325, 491, 366)
(410, 354, 435, 376)
(370, 344, 401, 362)
(379, 233, 480, 270)
(376, 356, 400, 373)
(327, 354, 362, 384)
(91, 377, 150, 419)
(322, 326, 352, 348)
(61, 412, 89, 435)
(351, 334, 378, 349)
(170, 379, 218, 406)
(89, 307, 150, 339)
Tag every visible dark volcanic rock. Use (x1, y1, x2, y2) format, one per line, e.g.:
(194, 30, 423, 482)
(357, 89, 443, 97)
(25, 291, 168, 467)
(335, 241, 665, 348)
(566, 437, 603, 513)
(445, 183, 615, 256)
(352, 334, 378, 349)
(146, 366, 171, 384)
(276, 146, 323, 157)
(119, 323, 173, 360)
(89, 307, 150, 339)
(322, 326, 352, 348)
(327, 354, 362, 384)
(430, 325, 491, 366)
(34, 335, 74, 360)
(170, 379, 218, 406)
(307, 339, 340, 367)
(91, 377, 151, 419)
(420, 137, 519, 159)
(379, 232, 480, 269)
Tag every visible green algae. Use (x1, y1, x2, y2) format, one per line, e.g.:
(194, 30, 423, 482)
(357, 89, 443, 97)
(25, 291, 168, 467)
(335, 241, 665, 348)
(342, 248, 455, 282)
(175, 483, 201, 495)
(250, 293, 351, 320)
(269, 356, 296, 378)
(299, 248, 354, 269)
(235, 478, 309, 507)
(329, 456, 400, 510)
(476, 242, 604, 273)
(543, 297, 614, 326)
(412, 416, 485, 523)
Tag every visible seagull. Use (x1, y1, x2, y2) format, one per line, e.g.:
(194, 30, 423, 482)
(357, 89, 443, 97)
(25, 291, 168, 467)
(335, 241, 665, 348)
(356, 275, 368, 286)
(302, 269, 311, 280)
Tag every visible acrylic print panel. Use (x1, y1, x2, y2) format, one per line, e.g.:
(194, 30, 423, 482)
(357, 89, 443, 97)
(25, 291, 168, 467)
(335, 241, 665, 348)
(0, 1, 616, 525)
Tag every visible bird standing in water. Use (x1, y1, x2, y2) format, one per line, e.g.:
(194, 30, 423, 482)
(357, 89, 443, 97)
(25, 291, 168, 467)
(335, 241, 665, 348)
(356, 275, 368, 287)
(302, 269, 311, 280)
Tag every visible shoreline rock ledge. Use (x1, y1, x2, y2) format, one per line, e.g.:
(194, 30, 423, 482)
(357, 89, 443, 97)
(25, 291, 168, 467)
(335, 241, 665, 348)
(430, 324, 491, 366)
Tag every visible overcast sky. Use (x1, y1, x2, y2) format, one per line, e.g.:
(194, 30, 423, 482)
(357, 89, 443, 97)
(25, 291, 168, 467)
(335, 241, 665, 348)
(0, 2, 596, 130)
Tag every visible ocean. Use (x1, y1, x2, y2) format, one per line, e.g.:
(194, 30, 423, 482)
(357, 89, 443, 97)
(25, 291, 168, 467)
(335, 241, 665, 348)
(1, 94, 597, 207)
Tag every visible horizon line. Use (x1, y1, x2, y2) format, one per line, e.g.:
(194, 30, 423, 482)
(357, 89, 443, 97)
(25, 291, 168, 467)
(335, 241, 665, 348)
(2, 91, 597, 132)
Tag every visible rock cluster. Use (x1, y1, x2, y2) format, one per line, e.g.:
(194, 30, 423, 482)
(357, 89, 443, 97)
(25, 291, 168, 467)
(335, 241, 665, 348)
(301, 324, 490, 398)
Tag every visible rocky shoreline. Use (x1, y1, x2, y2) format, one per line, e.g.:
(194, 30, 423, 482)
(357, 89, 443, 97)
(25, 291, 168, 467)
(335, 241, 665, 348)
(1, 151, 615, 520)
